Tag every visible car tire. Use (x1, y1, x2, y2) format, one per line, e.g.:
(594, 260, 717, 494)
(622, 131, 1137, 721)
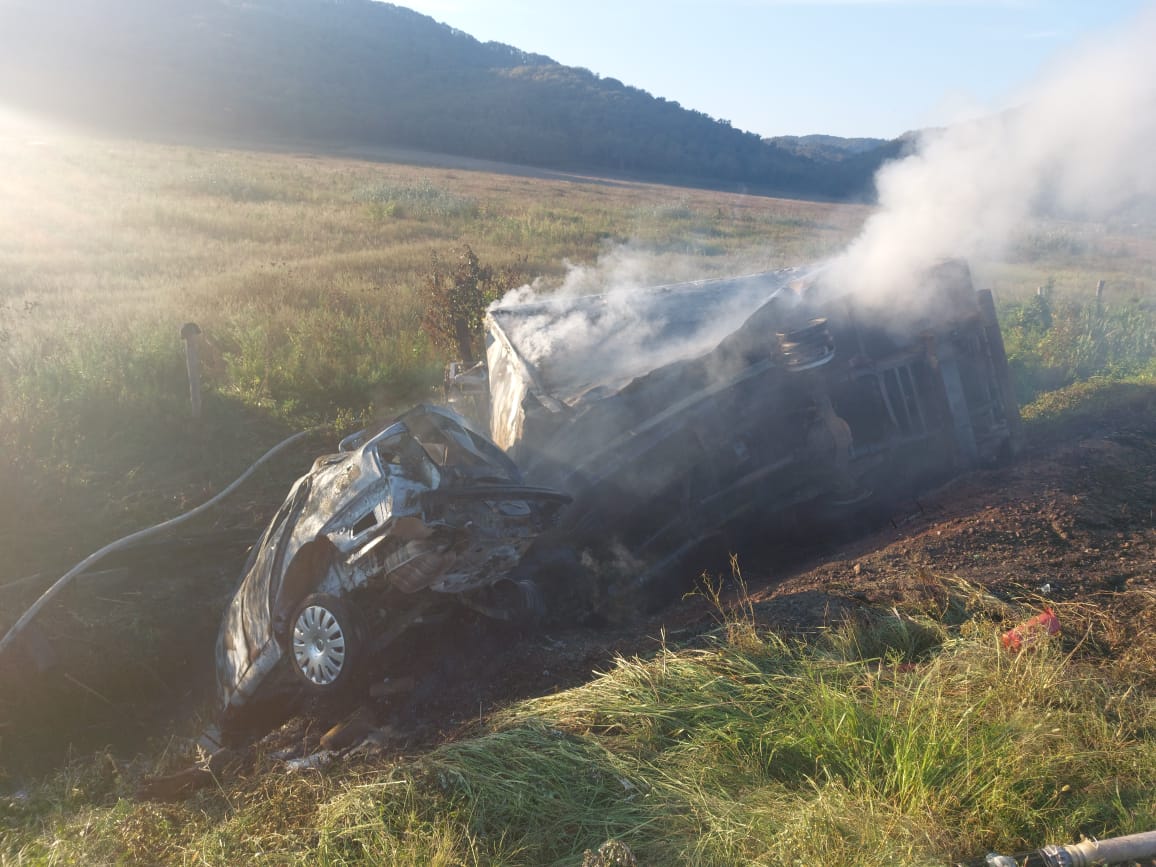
(461, 578, 545, 625)
(288, 594, 360, 694)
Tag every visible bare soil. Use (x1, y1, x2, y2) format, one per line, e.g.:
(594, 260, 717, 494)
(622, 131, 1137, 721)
(4, 388, 1155, 785)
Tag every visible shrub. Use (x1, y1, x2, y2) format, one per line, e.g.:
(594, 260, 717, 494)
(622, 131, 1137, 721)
(1001, 296, 1156, 404)
(420, 246, 526, 365)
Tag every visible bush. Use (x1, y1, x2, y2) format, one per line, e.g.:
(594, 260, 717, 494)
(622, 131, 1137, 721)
(420, 246, 525, 365)
(1001, 295, 1156, 404)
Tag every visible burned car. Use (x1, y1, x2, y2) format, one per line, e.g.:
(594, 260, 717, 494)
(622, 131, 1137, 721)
(220, 259, 1021, 721)
(215, 405, 569, 722)
(478, 260, 1022, 614)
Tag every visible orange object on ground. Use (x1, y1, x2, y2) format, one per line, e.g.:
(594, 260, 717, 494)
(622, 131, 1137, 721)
(1001, 608, 1061, 652)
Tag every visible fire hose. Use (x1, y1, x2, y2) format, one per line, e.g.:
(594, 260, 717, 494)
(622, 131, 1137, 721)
(0, 427, 324, 661)
(978, 828, 1156, 866)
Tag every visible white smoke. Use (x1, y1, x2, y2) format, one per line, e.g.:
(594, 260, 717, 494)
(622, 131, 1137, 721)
(827, 4, 1156, 312)
(497, 242, 756, 309)
(491, 246, 806, 402)
(489, 7, 1156, 395)
(492, 247, 679, 386)
(503, 246, 663, 307)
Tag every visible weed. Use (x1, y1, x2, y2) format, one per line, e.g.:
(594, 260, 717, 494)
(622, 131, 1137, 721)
(1002, 296, 1156, 404)
(354, 178, 478, 219)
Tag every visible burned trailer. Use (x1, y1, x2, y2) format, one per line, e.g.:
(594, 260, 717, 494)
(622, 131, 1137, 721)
(484, 261, 1021, 613)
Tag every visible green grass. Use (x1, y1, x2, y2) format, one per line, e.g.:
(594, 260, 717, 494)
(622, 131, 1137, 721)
(1001, 294, 1156, 405)
(4, 579, 1154, 866)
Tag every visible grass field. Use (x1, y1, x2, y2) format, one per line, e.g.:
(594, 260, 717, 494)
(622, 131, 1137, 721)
(1, 118, 1155, 866)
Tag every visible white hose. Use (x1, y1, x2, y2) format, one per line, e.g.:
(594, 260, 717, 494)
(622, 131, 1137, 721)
(1041, 830, 1156, 866)
(0, 427, 324, 660)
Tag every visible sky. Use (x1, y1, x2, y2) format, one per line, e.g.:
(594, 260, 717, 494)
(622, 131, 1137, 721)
(390, 0, 1154, 140)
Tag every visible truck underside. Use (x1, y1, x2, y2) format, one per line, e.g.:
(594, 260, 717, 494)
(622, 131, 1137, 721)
(475, 260, 1022, 618)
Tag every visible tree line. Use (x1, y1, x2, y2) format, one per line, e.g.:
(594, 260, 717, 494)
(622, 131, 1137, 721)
(0, 0, 903, 199)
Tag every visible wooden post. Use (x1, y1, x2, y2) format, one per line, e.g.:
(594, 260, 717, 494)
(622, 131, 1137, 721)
(1096, 279, 1105, 302)
(181, 322, 203, 419)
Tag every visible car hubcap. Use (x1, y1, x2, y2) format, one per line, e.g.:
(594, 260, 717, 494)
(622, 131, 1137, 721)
(292, 604, 346, 685)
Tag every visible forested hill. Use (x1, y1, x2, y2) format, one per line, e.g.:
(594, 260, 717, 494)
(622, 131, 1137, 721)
(0, 0, 902, 199)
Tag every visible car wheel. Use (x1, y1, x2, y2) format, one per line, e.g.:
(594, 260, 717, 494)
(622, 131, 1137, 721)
(461, 578, 545, 625)
(289, 594, 358, 692)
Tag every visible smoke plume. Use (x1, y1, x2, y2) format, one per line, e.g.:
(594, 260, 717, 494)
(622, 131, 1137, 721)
(492, 6, 1156, 397)
(491, 247, 806, 402)
(827, 5, 1156, 313)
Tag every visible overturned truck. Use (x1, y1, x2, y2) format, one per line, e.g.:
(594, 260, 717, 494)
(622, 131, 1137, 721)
(479, 259, 1021, 612)
(218, 260, 1020, 721)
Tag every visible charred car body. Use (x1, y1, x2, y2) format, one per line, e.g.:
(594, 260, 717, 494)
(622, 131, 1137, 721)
(218, 260, 1020, 719)
(215, 405, 569, 723)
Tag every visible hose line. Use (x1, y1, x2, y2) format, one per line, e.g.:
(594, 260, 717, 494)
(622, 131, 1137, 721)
(0, 427, 324, 660)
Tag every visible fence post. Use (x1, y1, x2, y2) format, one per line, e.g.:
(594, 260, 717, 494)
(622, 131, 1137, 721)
(181, 322, 203, 419)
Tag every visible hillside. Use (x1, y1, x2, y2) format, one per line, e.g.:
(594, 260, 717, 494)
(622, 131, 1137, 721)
(769, 133, 899, 160)
(0, 0, 899, 199)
